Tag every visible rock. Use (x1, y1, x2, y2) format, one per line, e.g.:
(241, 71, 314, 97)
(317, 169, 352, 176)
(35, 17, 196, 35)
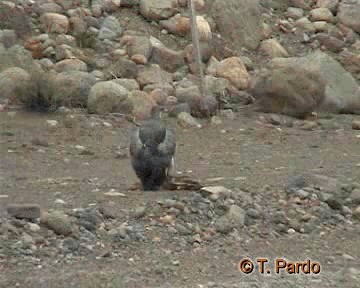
(301, 121, 318, 130)
(352, 120, 360, 130)
(252, 66, 326, 118)
(132, 207, 147, 219)
(149, 89, 167, 105)
(184, 42, 213, 63)
(137, 64, 173, 87)
(291, 0, 311, 10)
(123, 35, 153, 61)
(253, 50, 360, 117)
(354, 206, 360, 220)
(286, 7, 304, 20)
(295, 17, 316, 32)
(98, 16, 122, 40)
(177, 112, 202, 128)
(121, 0, 140, 6)
(0, 29, 17, 48)
(200, 186, 232, 200)
(143, 82, 175, 95)
(339, 50, 360, 76)
(54, 58, 88, 73)
(209, 0, 263, 51)
(7, 204, 40, 220)
(130, 54, 146, 65)
(215, 205, 245, 233)
(112, 79, 140, 91)
(55, 44, 74, 61)
(315, 33, 345, 52)
(130, 90, 157, 119)
(87, 81, 130, 115)
(41, 211, 73, 236)
(70, 16, 88, 36)
(259, 38, 289, 58)
(316, 0, 339, 13)
(0, 67, 37, 105)
(27, 223, 41, 233)
(36, 3, 64, 14)
(139, 0, 177, 21)
(204, 75, 229, 99)
(338, 0, 360, 34)
(160, 15, 190, 36)
(150, 42, 185, 72)
(105, 58, 137, 80)
(350, 189, 360, 205)
(168, 103, 191, 117)
(310, 8, 334, 22)
(175, 85, 207, 115)
(214, 57, 250, 90)
(50, 71, 96, 108)
(98, 0, 121, 13)
(40, 13, 70, 34)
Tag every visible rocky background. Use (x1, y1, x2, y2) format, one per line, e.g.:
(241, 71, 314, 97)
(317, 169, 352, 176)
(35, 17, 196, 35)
(0, 0, 360, 287)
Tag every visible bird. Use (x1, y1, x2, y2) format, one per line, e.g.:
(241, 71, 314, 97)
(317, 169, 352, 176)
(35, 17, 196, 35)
(129, 106, 176, 191)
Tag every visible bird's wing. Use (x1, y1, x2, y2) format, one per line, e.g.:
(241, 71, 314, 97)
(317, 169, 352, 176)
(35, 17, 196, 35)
(129, 127, 143, 157)
(158, 128, 176, 156)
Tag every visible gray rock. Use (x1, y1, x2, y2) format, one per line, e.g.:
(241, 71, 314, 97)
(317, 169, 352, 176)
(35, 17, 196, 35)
(112, 79, 140, 91)
(215, 205, 246, 233)
(177, 112, 202, 128)
(0, 67, 37, 104)
(87, 81, 130, 114)
(7, 204, 40, 221)
(254, 50, 360, 117)
(338, 0, 360, 33)
(51, 71, 97, 107)
(209, 0, 263, 51)
(40, 211, 73, 236)
(139, 0, 177, 21)
(104, 58, 138, 79)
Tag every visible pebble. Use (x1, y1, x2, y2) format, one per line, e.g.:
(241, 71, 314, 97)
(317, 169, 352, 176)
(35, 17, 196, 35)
(287, 228, 296, 234)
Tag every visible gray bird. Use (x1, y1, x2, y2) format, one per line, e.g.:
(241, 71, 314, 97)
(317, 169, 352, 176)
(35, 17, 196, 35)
(129, 107, 176, 191)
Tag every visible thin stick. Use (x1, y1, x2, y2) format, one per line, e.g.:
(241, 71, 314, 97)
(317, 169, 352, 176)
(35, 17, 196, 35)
(188, 0, 205, 96)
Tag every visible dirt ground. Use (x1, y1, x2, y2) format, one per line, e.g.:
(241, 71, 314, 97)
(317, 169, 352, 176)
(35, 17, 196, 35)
(1, 107, 360, 288)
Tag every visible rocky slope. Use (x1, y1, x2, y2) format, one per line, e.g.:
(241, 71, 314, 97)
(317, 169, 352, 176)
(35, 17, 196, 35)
(0, 0, 358, 119)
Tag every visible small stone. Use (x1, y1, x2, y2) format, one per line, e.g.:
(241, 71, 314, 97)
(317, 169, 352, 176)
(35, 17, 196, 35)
(211, 116, 222, 125)
(343, 254, 355, 261)
(46, 120, 59, 127)
(352, 120, 360, 130)
(40, 211, 73, 236)
(133, 207, 147, 219)
(27, 223, 41, 232)
(301, 121, 318, 130)
(287, 228, 296, 234)
(177, 112, 202, 128)
(7, 204, 41, 220)
(54, 199, 66, 205)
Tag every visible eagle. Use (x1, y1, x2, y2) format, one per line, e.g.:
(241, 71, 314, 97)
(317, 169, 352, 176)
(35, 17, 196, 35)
(129, 107, 176, 191)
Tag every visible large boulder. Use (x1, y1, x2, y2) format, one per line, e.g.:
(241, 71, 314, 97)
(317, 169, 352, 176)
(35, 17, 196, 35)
(0, 67, 37, 104)
(207, 0, 264, 51)
(51, 71, 97, 107)
(213, 57, 250, 90)
(137, 64, 173, 87)
(252, 50, 360, 117)
(40, 13, 70, 34)
(87, 81, 130, 114)
(338, 0, 360, 34)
